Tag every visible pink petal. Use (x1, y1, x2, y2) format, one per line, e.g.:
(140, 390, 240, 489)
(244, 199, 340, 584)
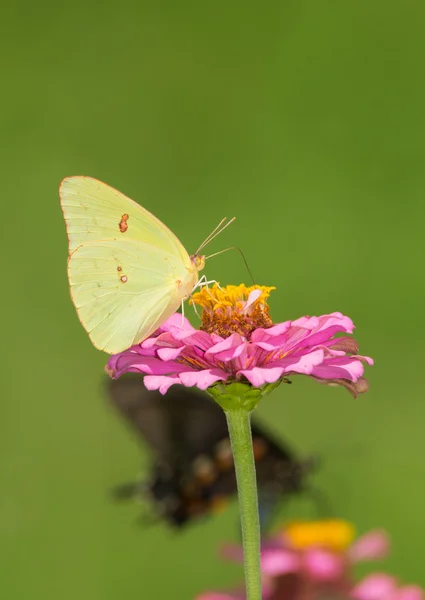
(293, 313, 354, 334)
(143, 375, 182, 394)
(141, 331, 180, 349)
(211, 333, 224, 343)
(212, 344, 246, 362)
(238, 366, 285, 387)
(352, 574, 398, 599)
(108, 354, 190, 377)
(290, 315, 321, 329)
(253, 338, 292, 351)
(251, 323, 303, 351)
(169, 327, 215, 350)
(260, 548, 300, 575)
(311, 365, 358, 380)
(239, 349, 325, 386)
(272, 348, 325, 374)
(158, 313, 195, 333)
(107, 346, 155, 371)
(358, 354, 374, 366)
(303, 548, 344, 581)
(350, 530, 390, 562)
(396, 586, 425, 600)
(179, 369, 228, 390)
(299, 325, 356, 348)
(251, 321, 292, 342)
(157, 346, 185, 361)
(256, 314, 355, 354)
(319, 346, 347, 358)
(205, 334, 245, 361)
(311, 356, 365, 381)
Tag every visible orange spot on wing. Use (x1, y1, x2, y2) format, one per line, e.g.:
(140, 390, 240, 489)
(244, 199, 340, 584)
(119, 213, 129, 233)
(120, 275, 128, 283)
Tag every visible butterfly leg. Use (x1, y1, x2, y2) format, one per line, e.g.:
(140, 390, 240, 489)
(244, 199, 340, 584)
(180, 299, 185, 326)
(190, 275, 213, 319)
(191, 299, 201, 319)
(194, 274, 207, 289)
(190, 276, 224, 320)
(194, 275, 222, 292)
(200, 280, 225, 296)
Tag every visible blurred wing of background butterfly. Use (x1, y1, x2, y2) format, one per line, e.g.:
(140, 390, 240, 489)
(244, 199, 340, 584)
(106, 376, 317, 528)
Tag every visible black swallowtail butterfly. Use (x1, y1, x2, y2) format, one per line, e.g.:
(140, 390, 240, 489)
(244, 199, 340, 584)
(107, 376, 315, 527)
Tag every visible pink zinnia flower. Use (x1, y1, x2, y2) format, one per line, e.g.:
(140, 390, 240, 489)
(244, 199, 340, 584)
(220, 520, 389, 591)
(352, 574, 425, 600)
(196, 520, 422, 600)
(106, 284, 372, 395)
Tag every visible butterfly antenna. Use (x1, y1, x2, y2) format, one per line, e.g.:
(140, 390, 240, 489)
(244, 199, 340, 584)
(196, 218, 227, 252)
(205, 246, 255, 285)
(196, 217, 236, 254)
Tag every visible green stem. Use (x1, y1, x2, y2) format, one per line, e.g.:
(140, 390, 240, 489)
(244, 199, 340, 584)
(225, 408, 262, 600)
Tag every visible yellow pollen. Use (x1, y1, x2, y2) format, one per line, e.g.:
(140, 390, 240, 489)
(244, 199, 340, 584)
(283, 519, 355, 552)
(190, 283, 275, 338)
(191, 284, 274, 309)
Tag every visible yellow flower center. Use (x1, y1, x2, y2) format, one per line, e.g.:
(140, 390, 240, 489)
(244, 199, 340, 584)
(190, 284, 275, 338)
(283, 519, 355, 552)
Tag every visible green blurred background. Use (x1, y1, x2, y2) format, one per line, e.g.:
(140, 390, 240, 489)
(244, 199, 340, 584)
(1, 1, 425, 597)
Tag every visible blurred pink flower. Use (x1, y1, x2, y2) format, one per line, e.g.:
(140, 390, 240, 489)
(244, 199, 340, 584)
(352, 574, 425, 600)
(223, 520, 389, 583)
(195, 520, 395, 600)
(106, 284, 372, 395)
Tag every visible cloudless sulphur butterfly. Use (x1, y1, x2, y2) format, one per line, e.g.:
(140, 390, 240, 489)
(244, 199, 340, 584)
(60, 176, 226, 354)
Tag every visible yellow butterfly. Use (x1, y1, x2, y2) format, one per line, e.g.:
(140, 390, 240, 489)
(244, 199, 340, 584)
(60, 176, 232, 354)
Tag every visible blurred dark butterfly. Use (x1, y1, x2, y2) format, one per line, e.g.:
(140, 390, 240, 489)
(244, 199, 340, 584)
(107, 376, 316, 528)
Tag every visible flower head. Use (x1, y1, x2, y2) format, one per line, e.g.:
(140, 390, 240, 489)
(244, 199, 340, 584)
(196, 520, 424, 600)
(106, 284, 372, 395)
(283, 519, 356, 552)
(222, 519, 389, 583)
(191, 284, 275, 338)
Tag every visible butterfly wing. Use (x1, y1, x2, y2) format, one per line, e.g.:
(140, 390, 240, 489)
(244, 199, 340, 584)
(107, 377, 315, 527)
(68, 238, 191, 353)
(108, 377, 228, 464)
(108, 378, 232, 525)
(60, 176, 190, 260)
(60, 176, 198, 353)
